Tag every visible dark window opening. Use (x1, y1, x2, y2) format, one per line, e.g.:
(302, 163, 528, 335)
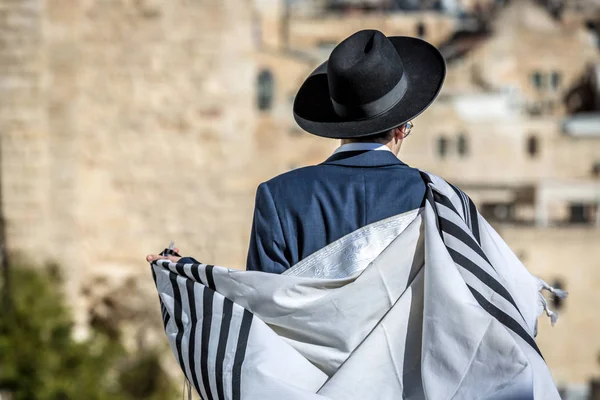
(457, 134, 468, 157)
(257, 69, 275, 111)
(551, 71, 562, 90)
(527, 135, 539, 158)
(416, 21, 426, 38)
(592, 161, 600, 177)
(568, 203, 593, 224)
(481, 202, 515, 223)
(437, 136, 448, 158)
(531, 71, 544, 90)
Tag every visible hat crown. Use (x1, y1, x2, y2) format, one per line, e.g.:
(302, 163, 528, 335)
(327, 30, 404, 107)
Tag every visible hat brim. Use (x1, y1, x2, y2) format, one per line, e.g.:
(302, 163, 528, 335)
(293, 36, 446, 139)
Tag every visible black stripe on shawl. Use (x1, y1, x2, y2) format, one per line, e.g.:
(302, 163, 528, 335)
(150, 266, 171, 328)
(424, 185, 442, 235)
(216, 299, 234, 400)
(206, 265, 216, 290)
(468, 286, 542, 359)
(449, 183, 480, 242)
(200, 286, 215, 400)
(175, 263, 187, 278)
(231, 309, 253, 400)
(419, 170, 433, 185)
(438, 216, 492, 268)
(433, 189, 461, 216)
(449, 183, 467, 220)
(191, 263, 203, 284)
(161, 247, 181, 257)
(447, 247, 523, 321)
(161, 304, 170, 328)
(468, 197, 481, 245)
(185, 278, 203, 398)
(168, 272, 186, 370)
(459, 189, 471, 228)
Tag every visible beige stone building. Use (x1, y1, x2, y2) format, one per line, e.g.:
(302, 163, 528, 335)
(1, 0, 599, 394)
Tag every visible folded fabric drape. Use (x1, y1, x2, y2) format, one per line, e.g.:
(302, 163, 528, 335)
(150, 172, 564, 400)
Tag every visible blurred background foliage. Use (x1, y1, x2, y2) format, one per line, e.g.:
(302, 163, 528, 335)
(0, 264, 176, 400)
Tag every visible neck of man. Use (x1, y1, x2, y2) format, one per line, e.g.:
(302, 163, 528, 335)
(340, 139, 400, 156)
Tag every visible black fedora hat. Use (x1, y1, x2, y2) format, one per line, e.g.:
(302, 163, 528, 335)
(293, 30, 446, 139)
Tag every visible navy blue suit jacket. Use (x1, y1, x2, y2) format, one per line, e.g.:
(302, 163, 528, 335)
(246, 150, 426, 274)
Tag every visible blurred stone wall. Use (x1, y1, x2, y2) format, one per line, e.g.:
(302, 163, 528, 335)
(0, 0, 48, 267)
(1, 0, 257, 340)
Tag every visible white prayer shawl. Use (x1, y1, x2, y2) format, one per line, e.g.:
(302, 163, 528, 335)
(151, 172, 565, 400)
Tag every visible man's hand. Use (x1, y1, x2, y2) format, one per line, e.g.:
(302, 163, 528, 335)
(146, 248, 181, 263)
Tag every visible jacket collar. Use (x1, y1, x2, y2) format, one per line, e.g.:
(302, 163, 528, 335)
(333, 142, 391, 154)
(322, 149, 407, 168)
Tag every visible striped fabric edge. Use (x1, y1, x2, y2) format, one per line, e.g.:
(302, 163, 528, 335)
(150, 265, 171, 329)
(448, 182, 481, 245)
(151, 260, 254, 400)
(153, 248, 182, 330)
(420, 172, 543, 359)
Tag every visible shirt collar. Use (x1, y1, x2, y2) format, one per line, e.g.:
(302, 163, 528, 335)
(333, 142, 392, 155)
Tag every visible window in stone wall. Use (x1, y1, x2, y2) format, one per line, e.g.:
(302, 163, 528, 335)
(550, 71, 562, 91)
(592, 161, 600, 177)
(457, 133, 468, 157)
(531, 71, 545, 90)
(416, 21, 426, 38)
(257, 69, 275, 111)
(480, 202, 515, 223)
(568, 203, 593, 224)
(437, 136, 448, 158)
(527, 135, 539, 158)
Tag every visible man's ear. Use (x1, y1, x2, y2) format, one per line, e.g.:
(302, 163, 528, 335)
(394, 126, 405, 142)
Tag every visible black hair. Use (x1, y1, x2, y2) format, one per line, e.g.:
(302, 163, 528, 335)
(346, 128, 394, 144)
